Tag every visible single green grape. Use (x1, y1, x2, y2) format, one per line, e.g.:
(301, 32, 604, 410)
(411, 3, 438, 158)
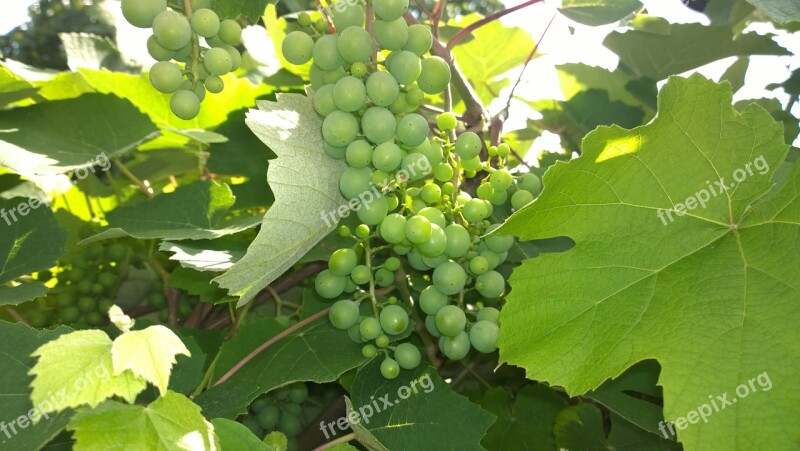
(419, 285, 448, 315)
(170, 90, 201, 120)
(338, 26, 372, 64)
(351, 62, 368, 78)
(313, 84, 337, 117)
(362, 343, 378, 358)
(278, 412, 302, 437)
(257, 405, 280, 429)
(313, 34, 343, 71)
(357, 196, 389, 226)
(379, 305, 409, 335)
(147, 35, 174, 61)
(345, 140, 373, 168)
(425, 314, 441, 337)
(329, 248, 357, 276)
(366, 71, 400, 107)
(405, 86, 425, 106)
(380, 358, 400, 379)
(475, 270, 505, 298)
(191, 8, 220, 38)
(394, 343, 421, 369)
(462, 156, 482, 172)
(418, 56, 451, 94)
(351, 265, 372, 285)
(153, 10, 192, 51)
(490, 169, 514, 191)
(477, 183, 494, 200)
(330, 2, 365, 30)
(517, 172, 543, 196)
(78, 296, 97, 313)
(437, 112, 457, 131)
(298, 12, 312, 27)
(323, 110, 360, 148)
(60, 306, 80, 323)
(395, 113, 428, 147)
(374, 0, 409, 20)
(333, 76, 367, 113)
(203, 75, 223, 94)
(372, 142, 403, 172)
(455, 132, 482, 159)
(218, 19, 242, 46)
(469, 320, 499, 353)
(469, 256, 490, 275)
(375, 334, 390, 348)
(484, 224, 514, 253)
(440, 330, 470, 360)
(384, 256, 401, 271)
(315, 269, 347, 299)
(380, 213, 407, 244)
(419, 223, 447, 257)
(405, 215, 432, 244)
(339, 167, 372, 199)
(204, 47, 232, 76)
(388, 50, 421, 85)
(282, 30, 314, 65)
(360, 317, 382, 340)
(121, 0, 166, 28)
(462, 198, 489, 223)
(477, 307, 500, 325)
(511, 189, 534, 210)
(149, 61, 183, 94)
(420, 183, 441, 204)
(374, 18, 409, 50)
(434, 163, 454, 182)
(355, 224, 370, 239)
(404, 23, 433, 55)
(432, 261, 467, 296)
(444, 224, 470, 258)
(362, 107, 397, 144)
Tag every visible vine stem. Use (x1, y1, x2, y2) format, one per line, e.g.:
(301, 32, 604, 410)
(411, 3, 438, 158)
(313, 432, 357, 451)
(446, 0, 544, 49)
(113, 158, 153, 199)
(182, 0, 202, 87)
(213, 307, 331, 386)
(5, 306, 30, 327)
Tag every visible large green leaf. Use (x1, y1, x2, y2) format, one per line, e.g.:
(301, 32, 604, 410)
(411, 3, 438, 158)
(0, 64, 38, 105)
(211, 418, 269, 451)
(67, 391, 218, 450)
(0, 94, 159, 175)
(83, 180, 262, 242)
(559, 0, 642, 26)
(480, 384, 567, 451)
(346, 360, 495, 451)
(0, 197, 66, 304)
(111, 325, 191, 396)
(497, 75, 798, 449)
(214, 94, 348, 306)
(0, 322, 73, 451)
(195, 317, 365, 419)
(746, 0, 800, 23)
(604, 23, 789, 80)
(554, 404, 679, 450)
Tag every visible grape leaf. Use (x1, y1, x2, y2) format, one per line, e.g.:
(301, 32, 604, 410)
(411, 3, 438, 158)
(346, 360, 495, 451)
(212, 0, 272, 20)
(604, 23, 790, 80)
(211, 418, 269, 450)
(194, 317, 365, 419)
(559, 0, 643, 26)
(263, 431, 288, 451)
(0, 283, 48, 306)
(0, 64, 38, 106)
(554, 404, 679, 450)
(0, 94, 159, 175)
(111, 325, 191, 396)
(67, 391, 218, 451)
(498, 75, 798, 449)
(480, 385, 567, 450)
(0, 197, 67, 304)
(29, 330, 147, 413)
(214, 94, 348, 306)
(82, 180, 262, 242)
(745, 0, 800, 23)
(0, 322, 72, 451)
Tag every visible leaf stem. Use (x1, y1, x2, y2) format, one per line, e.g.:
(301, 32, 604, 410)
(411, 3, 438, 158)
(313, 432, 357, 450)
(113, 158, 153, 199)
(446, 0, 544, 49)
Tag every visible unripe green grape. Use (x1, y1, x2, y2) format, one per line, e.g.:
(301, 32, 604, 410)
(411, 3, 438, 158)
(56, 292, 77, 308)
(372, 169, 391, 186)
(356, 224, 370, 238)
(284, 403, 302, 416)
(375, 18, 409, 50)
(462, 156, 482, 172)
(380, 358, 400, 379)
(313, 84, 336, 117)
(455, 132, 482, 159)
(477, 183, 495, 201)
(419, 285, 447, 315)
(462, 198, 488, 223)
(351, 62, 368, 78)
(477, 307, 500, 325)
(380, 305, 408, 334)
(360, 317, 382, 340)
(122, 0, 166, 28)
(309, 63, 326, 89)
(374, 0, 409, 20)
(490, 169, 513, 191)
(379, 213, 407, 244)
(405, 86, 424, 106)
(384, 256, 401, 271)
(61, 306, 80, 323)
(333, 76, 367, 112)
(404, 24, 433, 56)
(315, 269, 347, 298)
(338, 26, 372, 64)
(390, 94, 410, 114)
(394, 343, 421, 369)
(435, 305, 467, 338)
(366, 71, 400, 107)
(432, 261, 467, 296)
(388, 51, 421, 85)
(323, 110, 359, 147)
(419, 223, 447, 257)
(470, 320, 499, 353)
(345, 140, 373, 168)
(222, 45, 242, 71)
(357, 195, 389, 226)
(409, 199, 426, 214)
(329, 300, 360, 329)
(78, 296, 97, 313)
(484, 224, 514, 253)
(420, 183, 441, 204)
(440, 331, 470, 360)
(517, 172, 542, 196)
(444, 224, 470, 258)
(313, 34, 344, 71)
(288, 382, 308, 404)
(362, 107, 397, 144)
(345, 279, 358, 293)
(325, 142, 347, 159)
(372, 142, 402, 172)
(400, 153, 430, 182)
(329, 248, 357, 276)
(204, 75, 224, 93)
(347, 324, 365, 343)
(153, 10, 192, 50)
(362, 343, 378, 358)
(479, 249, 503, 270)
(490, 188, 508, 206)
(330, 2, 365, 30)
(188, 81, 206, 102)
(372, 334, 388, 348)
(511, 189, 534, 210)
(469, 256, 490, 275)
(418, 56, 451, 94)
(437, 112, 457, 131)
(149, 61, 183, 93)
(475, 270, 505, 298)
(351, 265, 372, 285)
(257, 405, 280, 429)
(395, 113, 429, 147)
(414, 139, 443, 166)
(191, 8, 220, 38)
(170, 90, 201, 120)
(405, 215, 432, 244)
(278, 413, 302, 437)
(147, 35, 175, 61)
(218, 19, 242, 45)
(201, 48, 230, 77)
(339, 167, 372, 199)
(434, 163, 453, 182)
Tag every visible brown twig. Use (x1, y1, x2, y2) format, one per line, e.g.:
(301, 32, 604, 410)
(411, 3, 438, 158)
(447, 0, 544, 50)
(5, 306, 30, 327)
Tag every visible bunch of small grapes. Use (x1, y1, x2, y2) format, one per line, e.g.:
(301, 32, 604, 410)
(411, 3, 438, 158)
(282, 0, 543, 378)
(241, 382, 316, 447)
(121, 0, 243, 120)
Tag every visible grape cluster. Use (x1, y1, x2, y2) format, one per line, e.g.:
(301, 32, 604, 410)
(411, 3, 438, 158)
(241, 382, 320, 448)
(282, 1, 542, 378)
(121, 0, 242, 120)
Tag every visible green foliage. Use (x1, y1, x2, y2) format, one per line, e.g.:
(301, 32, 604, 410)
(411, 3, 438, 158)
(745, 0, 800, 23)
(559, 0, 643, 26)
(498, 75, 797, 449)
